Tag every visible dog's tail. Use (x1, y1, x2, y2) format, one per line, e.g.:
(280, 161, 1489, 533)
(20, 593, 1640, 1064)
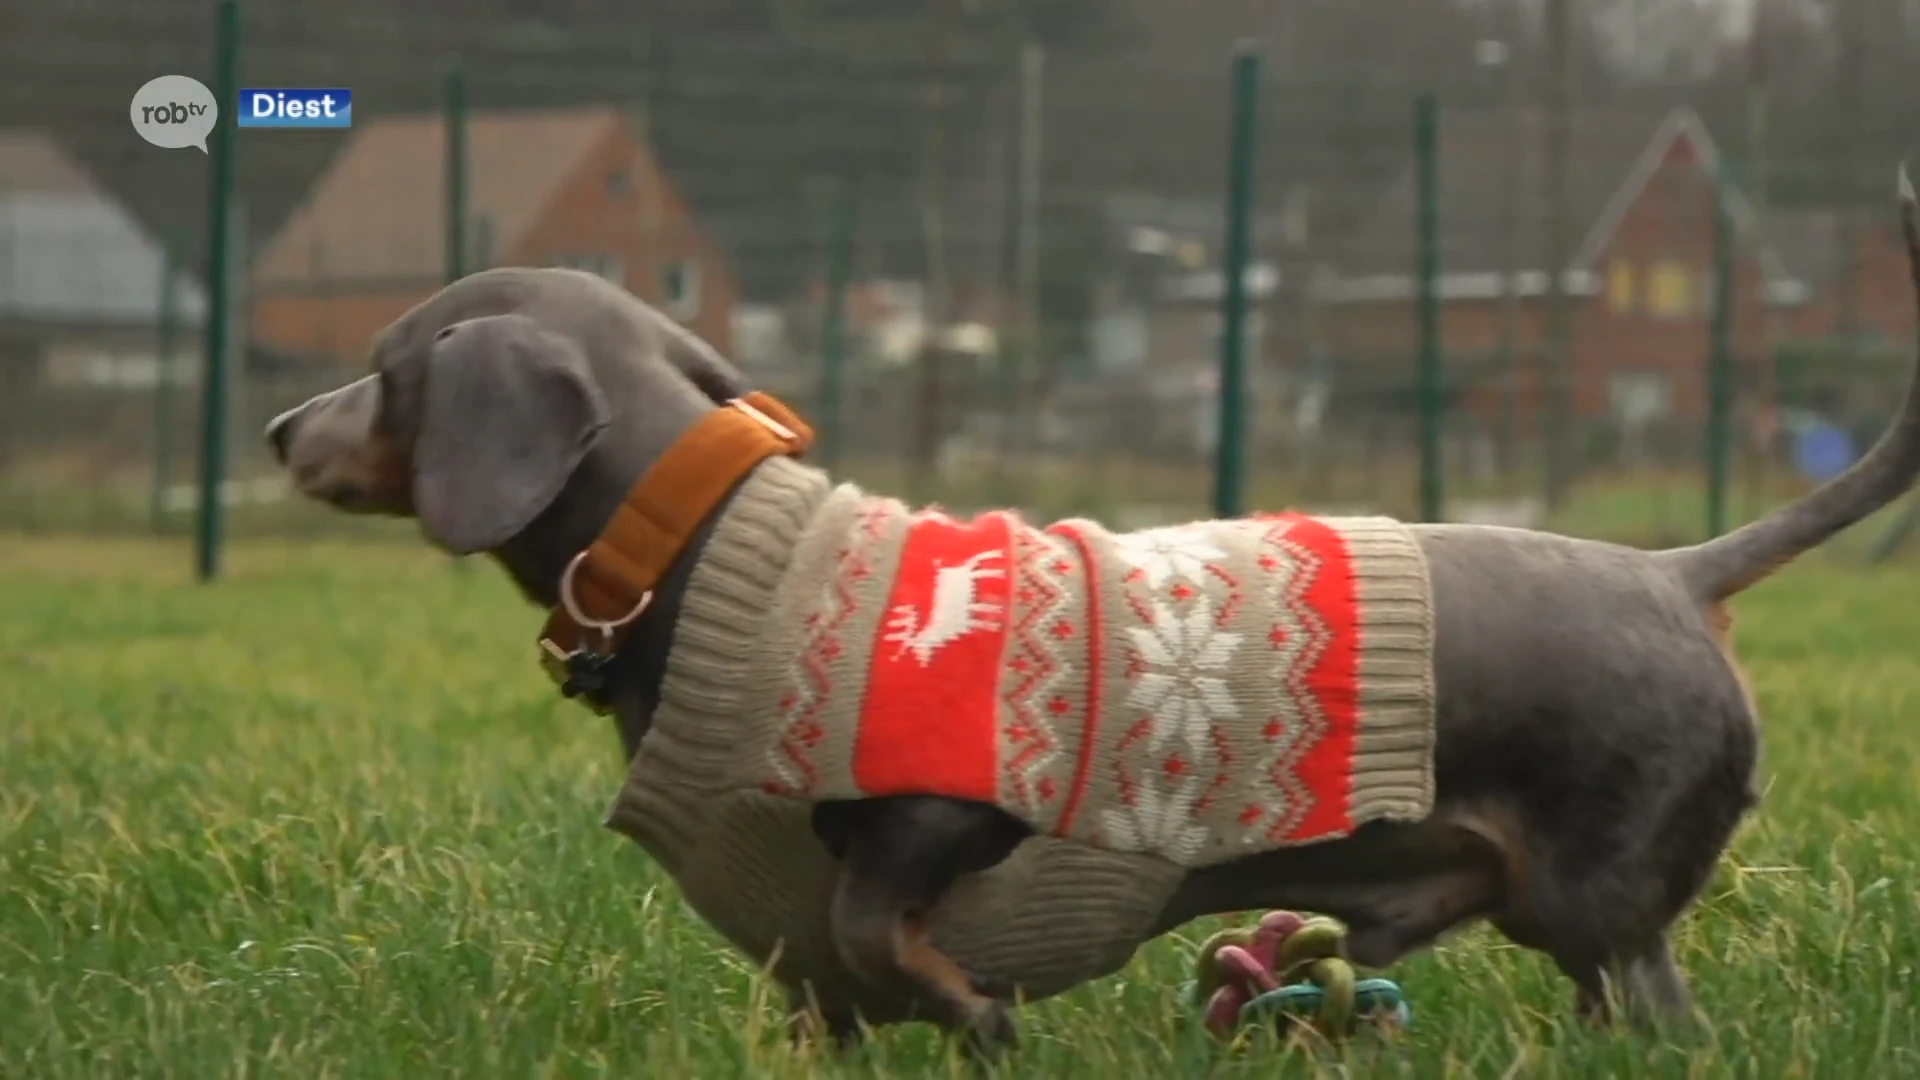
(1661, 166, 1920, 602)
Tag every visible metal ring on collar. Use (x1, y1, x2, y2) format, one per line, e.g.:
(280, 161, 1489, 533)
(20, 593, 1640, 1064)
(558, 550, 651, 645)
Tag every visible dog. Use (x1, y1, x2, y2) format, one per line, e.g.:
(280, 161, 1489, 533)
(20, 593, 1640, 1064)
(266, 175, 1920, 1058)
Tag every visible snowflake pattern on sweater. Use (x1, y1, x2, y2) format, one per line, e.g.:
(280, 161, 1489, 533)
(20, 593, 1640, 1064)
(762, 502, 1436, 868)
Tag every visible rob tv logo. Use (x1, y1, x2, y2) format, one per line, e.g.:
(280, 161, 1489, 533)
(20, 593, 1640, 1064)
(237, 88, 353, 129)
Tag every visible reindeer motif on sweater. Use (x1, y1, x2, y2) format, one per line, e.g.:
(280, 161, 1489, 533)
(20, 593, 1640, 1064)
(883, 541, 1006, 666)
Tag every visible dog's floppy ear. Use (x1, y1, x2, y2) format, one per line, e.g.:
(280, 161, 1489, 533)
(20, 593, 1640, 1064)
(654, 313, 753, 403)
(414, 313, 610, 554)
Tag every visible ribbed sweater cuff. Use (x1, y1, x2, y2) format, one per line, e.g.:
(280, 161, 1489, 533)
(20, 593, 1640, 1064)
(602, 455, 832, 867)
(1326, 516, 1437, 824)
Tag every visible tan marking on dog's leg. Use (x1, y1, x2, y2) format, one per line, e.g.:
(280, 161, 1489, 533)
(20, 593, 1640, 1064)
(898, 914, 1016, 1056)
(829, 871, 1016, 1057)
(1444, 802, 1532, 909)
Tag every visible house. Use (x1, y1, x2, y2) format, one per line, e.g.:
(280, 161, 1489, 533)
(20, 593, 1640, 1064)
(0, 130, 208, 469)
(0, 130, 207, 383)
(251, 105, 737, 365)
(1071, 108, 1920, 473)
(1313, 106, 1914, 437)
(1765, 205, 1915, 354)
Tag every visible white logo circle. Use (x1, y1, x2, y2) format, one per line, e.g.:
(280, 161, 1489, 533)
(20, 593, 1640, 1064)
(130, 75, 219, 153)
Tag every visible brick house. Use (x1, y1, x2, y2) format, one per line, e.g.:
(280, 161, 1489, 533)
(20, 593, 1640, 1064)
(1765, 204, 1916, 351)
(252, 104, 736, 365)
(1315, 106, 1915, 436)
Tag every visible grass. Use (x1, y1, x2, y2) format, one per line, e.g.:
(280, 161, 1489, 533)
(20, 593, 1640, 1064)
(2, 534, 1917, 1078)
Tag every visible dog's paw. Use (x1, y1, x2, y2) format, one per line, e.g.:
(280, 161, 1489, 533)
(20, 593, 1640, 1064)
(960, 999, 1019, 1066)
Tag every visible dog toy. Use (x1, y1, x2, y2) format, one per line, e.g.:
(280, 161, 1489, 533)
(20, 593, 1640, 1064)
(1178, 911, 1411, 1042)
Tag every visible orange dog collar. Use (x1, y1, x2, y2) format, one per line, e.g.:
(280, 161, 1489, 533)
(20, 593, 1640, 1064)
(537, 391, 813, 710)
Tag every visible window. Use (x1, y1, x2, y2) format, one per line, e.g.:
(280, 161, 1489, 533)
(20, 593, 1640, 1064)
(1091, 308, 1148, 372)
(1607, 259, 1636, 313)
(1608, 371, 1672, 427)
(661, 259, 702, 318)
(553, 252, 625, 285)
(1647, 260, 1697, 320)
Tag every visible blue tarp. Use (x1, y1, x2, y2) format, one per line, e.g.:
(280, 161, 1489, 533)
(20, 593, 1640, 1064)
(1794, 421, 1858, 483)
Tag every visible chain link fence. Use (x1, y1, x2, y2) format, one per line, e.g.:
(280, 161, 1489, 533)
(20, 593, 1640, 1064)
(4, 3, 1916, 553)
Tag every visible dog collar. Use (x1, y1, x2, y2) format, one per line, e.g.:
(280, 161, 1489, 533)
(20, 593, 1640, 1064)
(537, 391, 813, 712)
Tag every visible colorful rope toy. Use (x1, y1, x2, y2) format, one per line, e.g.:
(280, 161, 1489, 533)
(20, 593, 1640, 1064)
(1179, 911, 1411, 1042)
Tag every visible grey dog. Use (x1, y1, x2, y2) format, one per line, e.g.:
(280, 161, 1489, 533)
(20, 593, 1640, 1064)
(266, 177, 1920, 1054)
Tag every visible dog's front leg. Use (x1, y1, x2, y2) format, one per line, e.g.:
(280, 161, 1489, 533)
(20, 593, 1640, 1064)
(815, 796, 1029, 1062)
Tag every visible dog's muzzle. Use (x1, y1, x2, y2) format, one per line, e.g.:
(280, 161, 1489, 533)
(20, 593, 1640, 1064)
(264, 407, 300, 464)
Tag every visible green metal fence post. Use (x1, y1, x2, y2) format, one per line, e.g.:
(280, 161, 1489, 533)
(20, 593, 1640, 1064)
(228, 198, 249, 487)
(196, 0, 239, 582)
(1415, 91, 1445, 523)
(818, 180, 856, 473)
(151, 234, 180, 533)
(444, 58, 468, 283)
(1213, 42, 1261, 520)
(436, 56, 476, 572)
(1706, 158, 1738, 539)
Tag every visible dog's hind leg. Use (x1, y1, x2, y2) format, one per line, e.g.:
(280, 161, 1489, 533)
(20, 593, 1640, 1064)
(814, 796, 1032, 1062)
(1606, 937, 1692, 1025)
(1499, 918, 1692, 1029)
(1491, 753, 1740, 1033)
(1478, 656, 1755, 1031)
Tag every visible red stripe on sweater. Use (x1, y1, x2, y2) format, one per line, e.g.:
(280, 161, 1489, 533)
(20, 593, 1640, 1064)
(852, 510, 1014, 801)
(1044, 521, 1103, 837)
(1271, 513, 1361, 842)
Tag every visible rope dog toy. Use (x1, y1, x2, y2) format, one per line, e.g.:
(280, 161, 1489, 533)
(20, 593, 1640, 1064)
(1179, 911, 1411, 1041)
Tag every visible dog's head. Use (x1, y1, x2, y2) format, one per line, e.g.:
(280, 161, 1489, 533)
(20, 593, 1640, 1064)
(266, 267, 751, 555)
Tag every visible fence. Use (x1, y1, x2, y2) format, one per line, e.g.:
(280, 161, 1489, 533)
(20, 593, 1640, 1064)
(5, 3, 1919, 567)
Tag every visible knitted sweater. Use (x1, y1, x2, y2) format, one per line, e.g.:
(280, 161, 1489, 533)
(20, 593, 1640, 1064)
(604, 456, 1435, 1015)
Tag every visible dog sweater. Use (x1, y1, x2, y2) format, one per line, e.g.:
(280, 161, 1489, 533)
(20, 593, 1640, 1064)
(604, 456, 1436, 1013)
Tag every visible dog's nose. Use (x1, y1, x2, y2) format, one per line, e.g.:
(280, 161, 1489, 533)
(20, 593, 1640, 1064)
(264, 408, 300, 464)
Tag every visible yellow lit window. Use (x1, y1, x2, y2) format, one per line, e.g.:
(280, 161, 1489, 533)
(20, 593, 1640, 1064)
(1608, 260, 1636, 313)
(1648, 261, 1695, 319)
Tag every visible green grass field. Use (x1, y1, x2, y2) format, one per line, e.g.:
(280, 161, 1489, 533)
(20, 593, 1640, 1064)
(3, 535, 1917, 1078)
